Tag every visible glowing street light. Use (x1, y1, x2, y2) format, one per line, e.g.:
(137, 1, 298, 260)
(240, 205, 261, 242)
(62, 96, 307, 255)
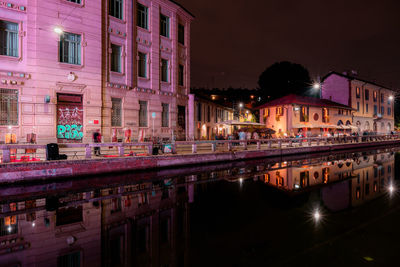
(239, 103, 243, 108)
(54, 27, 64, 35)
(389, 96, 394, 101)
(313, 83, 321, 89)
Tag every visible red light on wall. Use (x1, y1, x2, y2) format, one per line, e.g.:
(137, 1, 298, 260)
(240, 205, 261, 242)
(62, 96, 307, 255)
(94, 120, 99, 124)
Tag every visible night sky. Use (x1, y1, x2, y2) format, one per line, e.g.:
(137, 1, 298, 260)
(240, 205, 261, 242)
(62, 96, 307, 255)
(178, 0, 400, 90)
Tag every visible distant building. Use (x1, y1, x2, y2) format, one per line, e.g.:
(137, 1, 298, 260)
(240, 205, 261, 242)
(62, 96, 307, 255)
(257, 94, 354, 137)
(321, 71, 395, 133)
(0, 0, 193, 143)
(188, 94, 234, 140)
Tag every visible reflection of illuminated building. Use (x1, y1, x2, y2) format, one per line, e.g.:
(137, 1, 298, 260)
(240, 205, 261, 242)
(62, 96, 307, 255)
(0, 180, 190, 267)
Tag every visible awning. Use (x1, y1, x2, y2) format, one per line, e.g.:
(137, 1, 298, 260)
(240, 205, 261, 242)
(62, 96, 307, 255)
(216, 120, 265, 127)
(292, 123, 337, 129)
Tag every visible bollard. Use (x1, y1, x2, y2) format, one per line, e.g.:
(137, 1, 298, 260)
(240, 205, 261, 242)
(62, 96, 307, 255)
(212, 142, 216, 152)
(2, 148, 10, 163)
(257, 141, 261, 150)
(118, 145, 125, 157)
(85, 145, 92, 159)
(192, 143, 197, 154)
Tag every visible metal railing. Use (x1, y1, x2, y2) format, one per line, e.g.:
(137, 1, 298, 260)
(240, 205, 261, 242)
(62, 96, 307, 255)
(0, 134, 399, 164)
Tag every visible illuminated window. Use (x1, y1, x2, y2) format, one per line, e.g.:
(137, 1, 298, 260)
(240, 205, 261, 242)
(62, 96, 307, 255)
(322, 168, 329, 183)
(300, 106, 309, 122)
(276, 106, 283, 116)
(322, 108, 329, 123)
(356, 187, 361, 199)
(264, 173, 270, 183)
(356, 87, 360, 98)
(373, 91, 377, 102)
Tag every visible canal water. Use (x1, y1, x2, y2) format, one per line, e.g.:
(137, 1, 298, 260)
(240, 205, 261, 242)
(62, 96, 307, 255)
(0, 147, 399, 267)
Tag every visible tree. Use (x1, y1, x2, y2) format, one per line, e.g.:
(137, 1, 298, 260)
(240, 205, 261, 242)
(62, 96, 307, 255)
(258, 61, 313, 101)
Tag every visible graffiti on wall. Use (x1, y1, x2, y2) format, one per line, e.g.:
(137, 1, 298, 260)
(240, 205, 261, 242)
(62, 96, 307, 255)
(57, 106, 84, 140)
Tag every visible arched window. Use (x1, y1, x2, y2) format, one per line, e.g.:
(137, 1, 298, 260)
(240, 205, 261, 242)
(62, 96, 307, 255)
(337, 120, 343, 126)
(346, 120, 351, 126)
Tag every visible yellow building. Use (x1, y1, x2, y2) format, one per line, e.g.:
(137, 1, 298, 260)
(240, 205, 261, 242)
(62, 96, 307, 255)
(322, 71, 395, 133)
(257, 94, 355, 137)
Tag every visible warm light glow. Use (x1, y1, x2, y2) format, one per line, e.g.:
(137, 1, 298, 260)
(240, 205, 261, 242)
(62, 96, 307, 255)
(8, 126, 11, 130)
(246, 110, 249, 114)
(389, 96, 394, 101)
(314, 211, 321, 221)
(7, 226, 12, 232)
(32, 222, 36, 227)
(54, 27, 63, 34)
(239, 103, 243, 108)
(313, 83, 320, 89)
(250, 95, 254, 99)
(211, 95, 216, 100)
(389, 184, 395, 194)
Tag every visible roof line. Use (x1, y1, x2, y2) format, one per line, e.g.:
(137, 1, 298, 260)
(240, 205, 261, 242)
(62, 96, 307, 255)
(168, 0, 195, 18)
(322, 71, 394, 91)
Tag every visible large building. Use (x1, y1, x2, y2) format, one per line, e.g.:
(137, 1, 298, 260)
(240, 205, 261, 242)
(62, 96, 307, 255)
(321, 71, 395, 133)
(257, 94, 355, 137)
(188, 94, 234, 140)
(0, 0, 193, 143)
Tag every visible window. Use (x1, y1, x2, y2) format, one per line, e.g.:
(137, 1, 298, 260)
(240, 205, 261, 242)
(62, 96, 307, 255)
(138, 52, 147, 78)
(373, 91, 377, 102)
(373, 105, 377, 115)
(365, 89, 369, 100)
(56, 206, 83, 226)
(365, 103, 368, 113)
(161, 59, 169, 82)
(0, 20, 18, 57)
(111, 44, 121, 73)
(111, 98, 122, 126)
(322, 108, 329, 122)
(356, 87, 360, 98)
(58, 251, 81, 267)
(381, 106, 384, 115)
(59, 32, 81, 65)
(178, 64, 184, 86)
(178, 24, 185, 45)
(357, 102, 360, 111)
(300, 106, 309, 122)
(67, 0, 81, 3)
(109, 0, 123, 20)
(388, 107, 392, 116)
(0, 89, 18, 125)
(160, 14, 170, 38)
(381, 93, 384, 103)
(0, 216, 17, 236)
(197, 102, 202, 121)
(139, 100, 148, 127)
(207, 105, 211, 122)
(162, 103, 169, 127)
(276, 106, 283, 116)
(137, 3, 148, 29)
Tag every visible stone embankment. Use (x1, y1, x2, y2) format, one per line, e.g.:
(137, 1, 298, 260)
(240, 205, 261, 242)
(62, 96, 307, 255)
(0, 137, 398, 184)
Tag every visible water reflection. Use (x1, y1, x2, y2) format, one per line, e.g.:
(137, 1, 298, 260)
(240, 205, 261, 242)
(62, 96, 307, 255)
(0, 148, 398, 266)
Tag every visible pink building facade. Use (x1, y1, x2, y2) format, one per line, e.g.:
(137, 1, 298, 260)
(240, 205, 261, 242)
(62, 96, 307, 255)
(0, 0, 193, 144)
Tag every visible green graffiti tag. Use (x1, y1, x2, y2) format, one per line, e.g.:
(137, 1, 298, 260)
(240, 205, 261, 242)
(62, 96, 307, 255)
(57, 124, 84, 140)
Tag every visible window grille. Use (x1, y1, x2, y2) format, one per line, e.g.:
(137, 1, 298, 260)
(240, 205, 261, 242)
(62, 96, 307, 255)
(111, 98, 122, 126)
(0, 20, 18, 57)
(0, 89, 18, 125)
(59, 32, 81, 65)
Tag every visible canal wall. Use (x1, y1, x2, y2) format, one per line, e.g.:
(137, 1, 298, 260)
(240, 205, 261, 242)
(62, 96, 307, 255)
(0, 140, 399, 184)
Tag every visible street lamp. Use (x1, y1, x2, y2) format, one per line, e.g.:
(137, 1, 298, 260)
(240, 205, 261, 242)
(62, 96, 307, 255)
(313, 83, 320, 89)
(54, 27, 63, 35)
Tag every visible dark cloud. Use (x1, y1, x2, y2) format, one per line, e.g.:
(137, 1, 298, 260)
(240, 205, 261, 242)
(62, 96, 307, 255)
(177, 0, 400, 89)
